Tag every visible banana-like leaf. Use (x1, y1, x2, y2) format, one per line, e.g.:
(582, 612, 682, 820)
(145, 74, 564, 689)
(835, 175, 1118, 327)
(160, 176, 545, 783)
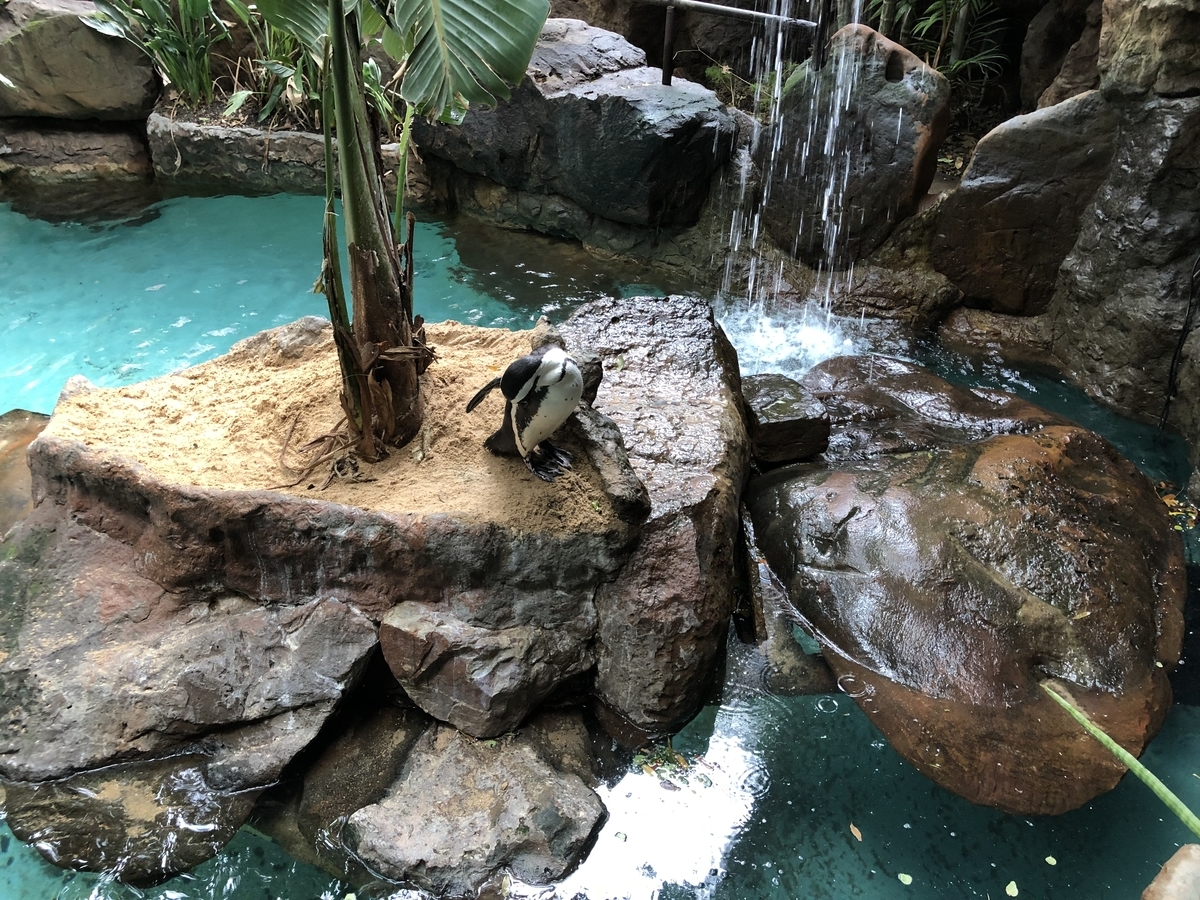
(256, 0, 329, 58)
(381, 0, 549, 117)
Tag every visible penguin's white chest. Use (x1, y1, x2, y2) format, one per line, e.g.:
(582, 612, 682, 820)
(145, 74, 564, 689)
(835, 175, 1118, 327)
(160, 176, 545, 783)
(512, 348, 583, 457)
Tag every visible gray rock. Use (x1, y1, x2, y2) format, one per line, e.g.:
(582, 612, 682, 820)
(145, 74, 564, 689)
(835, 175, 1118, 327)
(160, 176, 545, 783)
(379, 598, 597, 738)
(760, 25, 950, 267)
(0, 119, 152, 187)
(1046, 97, 1200, 425)
(561, 295, 751, 734)
(936, 307, 1059, 370)
(931, 90, 1117, 315)
(0, 409, 46, 538)
(1038, 0, 1101, 108)
(1019, 0, 1093, 110)
(741, 373, 830, 465)
(413, 19, 737, 228)
(0, 0, 158, 119)
(746, 355, 1185, 816)
(346, 720, 605, 896)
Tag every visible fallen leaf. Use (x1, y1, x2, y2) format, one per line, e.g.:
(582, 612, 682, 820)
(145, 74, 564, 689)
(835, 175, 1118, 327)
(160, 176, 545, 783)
(659, 779, 679, 791)
(641, 764, 657, 777)
(850, 823, 862, 841)
(1006, 880, 1019, 896)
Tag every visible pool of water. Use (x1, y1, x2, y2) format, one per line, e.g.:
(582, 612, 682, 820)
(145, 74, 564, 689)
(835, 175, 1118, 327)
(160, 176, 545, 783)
(2, 193, 1198, 900)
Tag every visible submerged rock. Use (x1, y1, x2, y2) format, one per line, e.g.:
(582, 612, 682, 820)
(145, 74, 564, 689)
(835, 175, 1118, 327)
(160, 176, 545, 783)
(0, 0, 158, 120)
(746, 355, 1186, 815)
(561, 294, 750, 735)
(0, 409, 47, 536)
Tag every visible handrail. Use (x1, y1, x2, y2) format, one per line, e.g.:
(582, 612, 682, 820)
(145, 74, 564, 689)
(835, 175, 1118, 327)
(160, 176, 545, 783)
(630, 0, 820, 85)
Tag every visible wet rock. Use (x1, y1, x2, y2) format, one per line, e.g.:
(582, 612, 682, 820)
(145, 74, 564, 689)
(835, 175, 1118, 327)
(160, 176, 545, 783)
(741, 373, 830, 465)
(1020, 0, 1093, 110)
(4, 756, 258, 886)
(1100, 0, 1200, 98)
(0, 119, 152, 188)
(1143, 844, 1200, 900)
(931, 90, 1117, 316)
(746, 355, 1186, 815)
(760, 25, 950, 267)
(937, 308, 1059, 370)
(413, 19, 737, 228)
(1046, 96, 1200, 424)
(0, 0, 158, 120)
(345, 719, 605, 896)
(0, 409, 46, 537)
(379, 598, 597, 738)
(1038, 0, 1101, 107)
(561, 295, 750, 734)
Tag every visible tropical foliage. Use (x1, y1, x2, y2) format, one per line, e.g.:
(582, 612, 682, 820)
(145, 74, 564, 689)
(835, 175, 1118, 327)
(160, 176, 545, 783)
(866, 0, 1007, 88)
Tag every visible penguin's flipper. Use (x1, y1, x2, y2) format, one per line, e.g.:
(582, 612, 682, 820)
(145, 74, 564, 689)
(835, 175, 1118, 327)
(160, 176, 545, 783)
(466, 376, 503, 412)
(483, 401, 521, 457)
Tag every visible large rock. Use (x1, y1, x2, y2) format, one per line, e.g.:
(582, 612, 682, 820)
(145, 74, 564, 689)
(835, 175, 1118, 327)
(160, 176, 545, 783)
(932, 90, 1117, 315)
(0, 409, 46, 536)
(746, 355, 1186, 815)
(561, 295, 750, 735)
(0, 511, 377, 881)
(0, 0, 157, 119)
(1099, 0, 1200, 98)
(346, 717, 605, 896)
(0, 118, 151, 187)
(1046, 96, 1200, 421)
(1020, 0, 1094, 109)
(413, 19, 737, 229)
(760, 25, 950, 267)
(1037, 0, 1101, 107)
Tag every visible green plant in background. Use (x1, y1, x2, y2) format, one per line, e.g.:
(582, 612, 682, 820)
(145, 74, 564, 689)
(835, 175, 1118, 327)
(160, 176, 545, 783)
(254, 0, 549, 462)
(86, 0, 229, 106)
(221, 0, 320, 125)
(1042, 682, 1200, 841)
(866, 0, 1007, 90)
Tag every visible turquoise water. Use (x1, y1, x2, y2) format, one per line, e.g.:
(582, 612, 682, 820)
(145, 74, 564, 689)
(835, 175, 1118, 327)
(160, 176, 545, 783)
(2, 193, 1198, 900)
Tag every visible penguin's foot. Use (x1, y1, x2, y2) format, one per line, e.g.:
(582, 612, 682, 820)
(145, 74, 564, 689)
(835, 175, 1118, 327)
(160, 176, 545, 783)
(525, 441, 573, 482)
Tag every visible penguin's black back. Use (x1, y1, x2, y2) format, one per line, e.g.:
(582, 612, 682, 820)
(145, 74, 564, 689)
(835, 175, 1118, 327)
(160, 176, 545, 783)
(500, 344, 551, 400)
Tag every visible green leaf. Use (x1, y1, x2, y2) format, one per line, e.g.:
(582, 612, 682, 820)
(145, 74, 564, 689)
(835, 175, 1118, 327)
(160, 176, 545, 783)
(257, 0, 329, 58)
(381, 0, 550, 118)
(223, 88, 253, 115)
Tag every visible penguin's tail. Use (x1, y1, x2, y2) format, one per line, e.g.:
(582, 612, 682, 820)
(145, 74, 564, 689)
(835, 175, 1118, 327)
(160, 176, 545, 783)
(465, 377, 502, 412)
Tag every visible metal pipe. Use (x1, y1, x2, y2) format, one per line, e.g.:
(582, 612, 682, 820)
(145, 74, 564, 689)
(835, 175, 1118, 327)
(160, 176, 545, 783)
(662, 4, 678, 85)
(634, 0, 817, 32)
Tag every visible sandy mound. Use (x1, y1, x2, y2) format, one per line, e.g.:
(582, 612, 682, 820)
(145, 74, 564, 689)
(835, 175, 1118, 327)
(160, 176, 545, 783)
(46, 321, 615, 533)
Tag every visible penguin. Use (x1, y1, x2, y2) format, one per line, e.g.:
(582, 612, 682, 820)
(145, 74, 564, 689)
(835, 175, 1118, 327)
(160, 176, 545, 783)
(466, 343, 584, 481)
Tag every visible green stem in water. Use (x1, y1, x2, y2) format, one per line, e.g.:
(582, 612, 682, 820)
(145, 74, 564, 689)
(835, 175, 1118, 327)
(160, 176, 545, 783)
(1041, 682, 1200, 841)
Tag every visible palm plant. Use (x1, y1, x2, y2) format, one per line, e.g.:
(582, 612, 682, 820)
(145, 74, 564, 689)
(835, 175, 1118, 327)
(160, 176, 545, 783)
(256, 0, 550, 459)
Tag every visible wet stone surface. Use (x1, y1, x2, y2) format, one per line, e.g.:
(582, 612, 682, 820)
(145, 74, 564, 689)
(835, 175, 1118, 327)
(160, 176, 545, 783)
(741, 373, 830, 465)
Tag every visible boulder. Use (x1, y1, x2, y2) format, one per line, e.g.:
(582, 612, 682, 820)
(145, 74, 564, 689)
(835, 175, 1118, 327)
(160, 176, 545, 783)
(1020, 0, 1093, 109)
(1046, 96, 1200, 421)
(0, 118, 151, 187)
(1099, 0, 1200, 98)
(740, 373, 830, 465)
(1037, 0, 1101, 107)
(746, 355, 1186, 815)
(937, 307, 1059, 370)
(0, 0, 157, 119)
(931, 90, 1117, 315)
(413, 19, 737, 229)
(561, 295, 751, 735)
(1144, 845, 1200, 900)
(759, 25, 950, 267)
(345, 717, 605, 896)
(0, 409, 46, 536)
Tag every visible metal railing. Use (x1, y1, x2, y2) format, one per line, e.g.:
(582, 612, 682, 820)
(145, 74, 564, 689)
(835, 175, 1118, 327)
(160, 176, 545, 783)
(631, 0, 819, 85)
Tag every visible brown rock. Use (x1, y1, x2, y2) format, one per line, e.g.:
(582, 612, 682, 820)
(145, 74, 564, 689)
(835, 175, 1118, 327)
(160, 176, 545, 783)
(1100, 0, 1200, 98)
(937, 307, 1060, 369)
(746, 355, 1186, 815)
(932, 90, 1117, 315)
(1143, 844, 1200, 900)
(1038, 0, 1101, 107)
(0, 119, 152, 187)
(741, 373, 830, 465)
(561, 295, 751, 734)
(0, 409, 46, 537)
(1020, 0, 1094, 110)
(0, 0, 158, 119)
